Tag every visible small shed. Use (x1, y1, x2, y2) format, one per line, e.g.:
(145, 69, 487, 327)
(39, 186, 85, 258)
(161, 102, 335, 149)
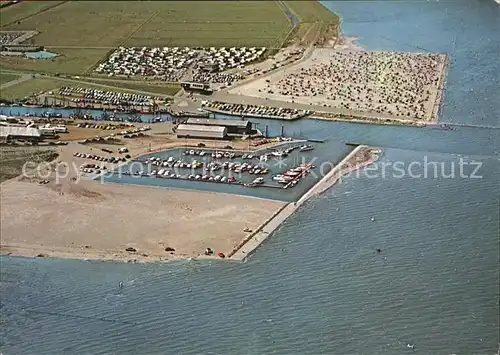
(176, 124, 227, 140)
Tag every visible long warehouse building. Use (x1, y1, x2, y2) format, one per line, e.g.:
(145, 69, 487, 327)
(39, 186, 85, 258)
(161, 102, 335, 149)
(0, 125, 42, 142)
(176, 124, 227, 139)
(186, 118, 252, 134)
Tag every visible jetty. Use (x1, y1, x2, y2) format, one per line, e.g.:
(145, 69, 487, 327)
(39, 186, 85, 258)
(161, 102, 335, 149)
(203, 106, 309, 121)
(229, 146, 377, 261)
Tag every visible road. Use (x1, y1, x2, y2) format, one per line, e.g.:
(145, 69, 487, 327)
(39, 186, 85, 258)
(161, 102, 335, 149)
(0, 70, 176, 98)
(0, 73, 34, 90)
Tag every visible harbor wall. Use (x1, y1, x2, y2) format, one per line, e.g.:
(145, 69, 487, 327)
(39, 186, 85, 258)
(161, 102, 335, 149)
(230, 145, 375, 261)
(296, 145, 366, 205)
(204, 107, 302, 121)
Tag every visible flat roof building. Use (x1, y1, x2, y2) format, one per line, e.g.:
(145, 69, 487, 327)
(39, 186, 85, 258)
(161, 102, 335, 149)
(185, 118, 252, 134)
(0, 125, 42, 141)
(176, 124, 227, 140)
(180, 81, 213, 94)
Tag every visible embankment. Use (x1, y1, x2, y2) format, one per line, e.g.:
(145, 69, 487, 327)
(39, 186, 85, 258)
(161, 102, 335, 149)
(229, 145, 380, 260)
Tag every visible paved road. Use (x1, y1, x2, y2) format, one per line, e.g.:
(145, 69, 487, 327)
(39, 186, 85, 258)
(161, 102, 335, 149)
(0, 73, 34, 90)
(0, 71, 176, 98)
(43, 75, 174, 97)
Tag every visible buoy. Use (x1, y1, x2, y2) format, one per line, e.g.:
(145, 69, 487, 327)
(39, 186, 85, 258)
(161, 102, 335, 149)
(370, 217, 375, 222)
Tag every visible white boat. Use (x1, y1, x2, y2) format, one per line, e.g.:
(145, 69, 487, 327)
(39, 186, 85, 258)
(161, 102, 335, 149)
(252, 177, 265, 184)
(299, 144, 314, 152)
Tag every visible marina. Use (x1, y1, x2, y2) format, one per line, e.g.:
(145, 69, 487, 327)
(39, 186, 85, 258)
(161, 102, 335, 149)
(1, 1, 498, 355)
(111, 144, 318, 191)
(202, 101, 311, 120)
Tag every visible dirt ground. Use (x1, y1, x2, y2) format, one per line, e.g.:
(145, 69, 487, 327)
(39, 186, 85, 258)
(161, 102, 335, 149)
(0, 176, 284, 262)
(0, 130, 287, 262)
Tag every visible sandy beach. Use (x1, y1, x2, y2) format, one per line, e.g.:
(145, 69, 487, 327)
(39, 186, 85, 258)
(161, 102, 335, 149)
(0, 178, 285, 261)
(228, 40, 447, 122)
(0, 124, 289, 262)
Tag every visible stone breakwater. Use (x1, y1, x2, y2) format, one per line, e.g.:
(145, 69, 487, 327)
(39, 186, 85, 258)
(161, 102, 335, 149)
(229, 145, 380, 260)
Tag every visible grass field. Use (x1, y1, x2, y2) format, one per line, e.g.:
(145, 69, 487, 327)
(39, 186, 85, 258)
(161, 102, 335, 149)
(0, 48, 112, 75)
(2, 1, 290, 47)
(0, 77, 63, 100)
(284, 1, 338, 23)
(0, 1, 66, 27)
(0, 72, 20, 85)
(0, 146, 58, 183)
(81, 79, 180, 96)
(285, 1, 339, 46)
(0, 76, 179, 101)
(0, 1, 338, 75)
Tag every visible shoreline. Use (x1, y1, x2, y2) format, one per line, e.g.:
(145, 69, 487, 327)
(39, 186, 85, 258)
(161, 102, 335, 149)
(310, 112, 427, 126)
(229, 145, 380, 260)
(224, 42, 447, 125)
(1, 145, 378, 264)
(432, 53, 449, 121)
(0, 178, 287, 263)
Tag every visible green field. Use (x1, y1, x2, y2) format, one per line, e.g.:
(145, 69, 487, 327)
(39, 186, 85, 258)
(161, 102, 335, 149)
(81, 79, 180, 96)
(2, 1, 290, 47)
(284, 1, 339, 46)
(0, 77, 178, 101)
(0, 48, 112, 75)
(284, 1, 339, 23)
(0, 146, 58, 183)
(0, 77, 62, 100)
(0, 1, 338, 75)
(0, 72, 20, 85)
(0, 1, 66, 27)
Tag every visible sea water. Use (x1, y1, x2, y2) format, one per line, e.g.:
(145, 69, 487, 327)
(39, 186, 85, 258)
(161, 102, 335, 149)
(1, 0, 499, 354)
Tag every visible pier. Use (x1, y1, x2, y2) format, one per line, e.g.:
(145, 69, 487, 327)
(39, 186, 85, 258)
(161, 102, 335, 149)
(204, 107, 307, 121)
(229, 146, 373, 261)
(111, 171, 244, 186)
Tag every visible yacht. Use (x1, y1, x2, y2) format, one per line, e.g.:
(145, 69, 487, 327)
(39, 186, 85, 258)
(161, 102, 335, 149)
(299, 144, 315, 152)
(252, 177, 265, 184)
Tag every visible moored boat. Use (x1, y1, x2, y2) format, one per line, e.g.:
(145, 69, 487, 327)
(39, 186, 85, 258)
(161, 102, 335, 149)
(299, 144, 315, 152)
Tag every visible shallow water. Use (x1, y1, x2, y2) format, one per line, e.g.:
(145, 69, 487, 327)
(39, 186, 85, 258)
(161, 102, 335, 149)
(1, 1, 499, 354)
(25, 50, 58, 59)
